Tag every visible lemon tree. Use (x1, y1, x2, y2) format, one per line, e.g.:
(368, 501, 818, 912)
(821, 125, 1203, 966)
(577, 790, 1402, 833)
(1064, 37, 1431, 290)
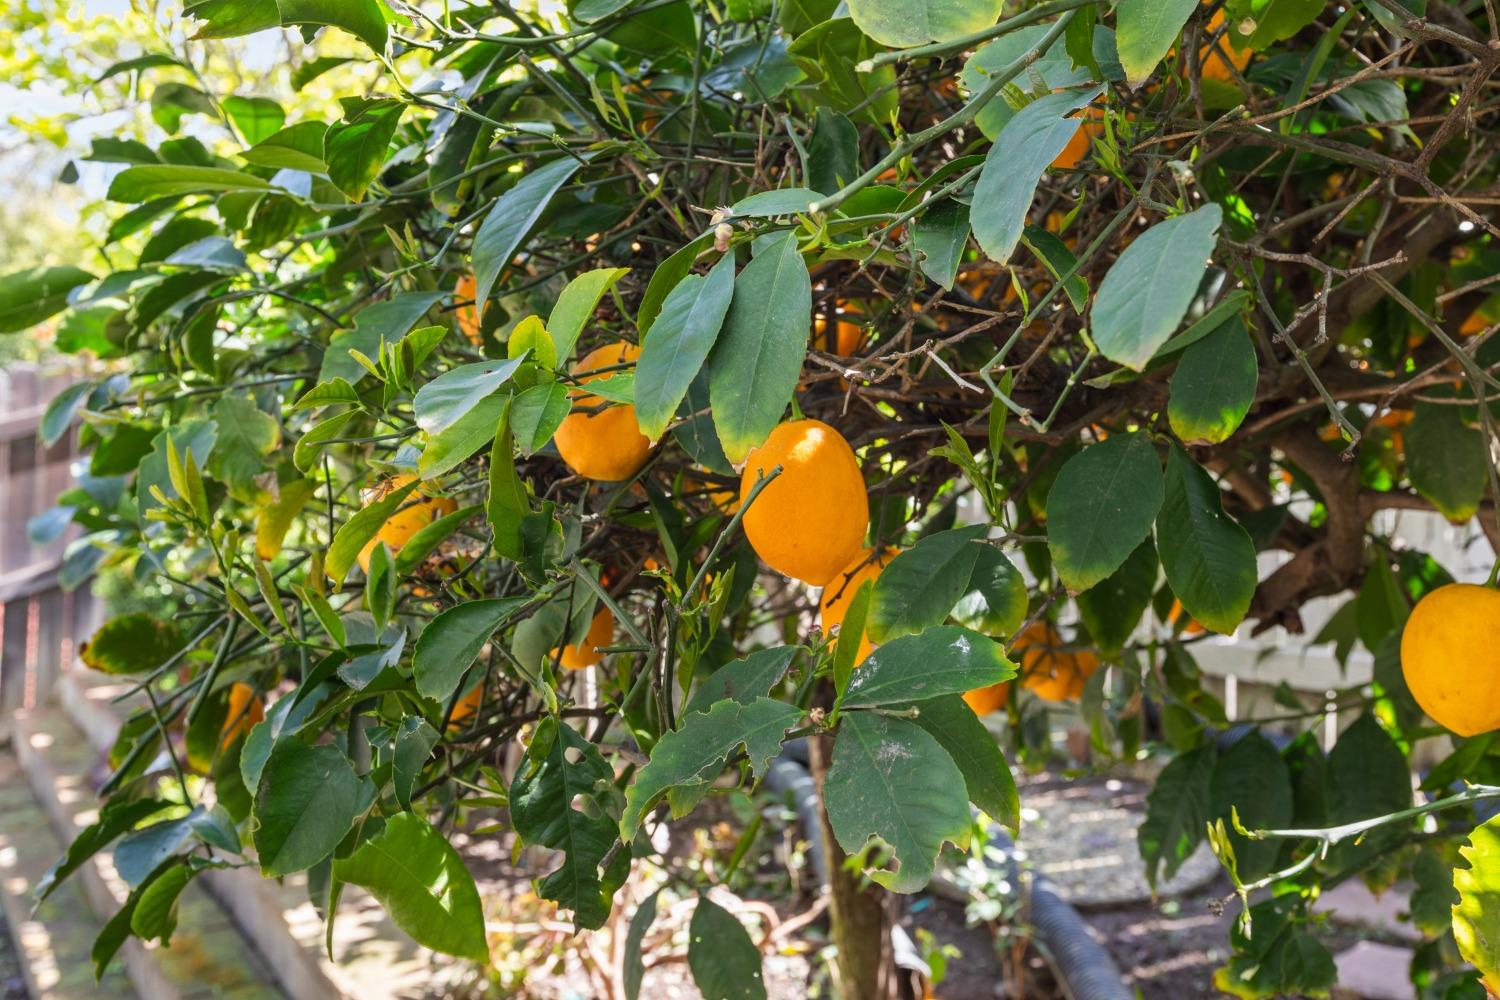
(8, 0, 1500, 996)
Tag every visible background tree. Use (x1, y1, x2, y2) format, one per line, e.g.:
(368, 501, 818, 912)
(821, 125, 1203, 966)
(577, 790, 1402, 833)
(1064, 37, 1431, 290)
(5, 0, 1500, 996)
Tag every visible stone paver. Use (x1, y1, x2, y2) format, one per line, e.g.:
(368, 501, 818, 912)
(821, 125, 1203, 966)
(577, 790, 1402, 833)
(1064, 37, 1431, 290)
(1333, 940, 1417, 1000)
(1318, 880, 1420, 942)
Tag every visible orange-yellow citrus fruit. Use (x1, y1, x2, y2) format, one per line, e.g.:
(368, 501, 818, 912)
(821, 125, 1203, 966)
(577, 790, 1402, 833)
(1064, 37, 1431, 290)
(454, 273, 483, 346)
(1401, 583, 1500, 737)
(554, 606, 614, 669)
(812, 301, 867, 356)
(357, 475, 459, 574)
(963, 682, 1010, 715)
(739, 419, 869, 586)
(221, 682, 264, 751)
(554, 341, 653, 482)
(1015, 621, 1100, 702)
(820, 547, 897, 665)
(449, 682, 484, 728)
(1051, 105, 1106, 170)
(1199, 8, 1252, 83)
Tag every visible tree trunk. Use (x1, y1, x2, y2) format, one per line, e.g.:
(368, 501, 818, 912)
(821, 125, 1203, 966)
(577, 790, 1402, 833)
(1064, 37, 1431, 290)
(808, 733, 900, 1000)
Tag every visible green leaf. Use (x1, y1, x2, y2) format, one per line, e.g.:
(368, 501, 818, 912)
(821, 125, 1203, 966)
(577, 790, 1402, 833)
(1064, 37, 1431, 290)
(832, 582, 871, 700)
(0, 266, 96, 333)
(138, 420, 217, 522)
(412, 598, 527, 702)
(333, 812, 487, 960)
(114, 809, 201, 886)
(708, 231, 812, 464)
(847, 0, 1003, 48)
(549, 268, 631, 360)
(106, 164, 271, 202)
(1156, 447, 1256, 634)
(241, 121, 328, 171)
(35, 798, 172, 904)
(1092, 204, 1222, 371)
(909, 694, 1019, 831)
(39, 381, 93, 447)
(638, 232, 715, 335)
(472, 155, 591, 318)
(322, 291, 443, 385)
(1168, 316, 1257, 445)
(1076, 538, 1158, 653)
(1455, 814, 1500, 994)
(1326, 715, 1410, 868)
(487, 401, 528, 560)
(222, 95, 284, 144)
(1138, 743, 1216, 888)
(1214, 897, 1336, 999)
(1046, 433, 1164, 593)
(808, 107, 859, 196)
(842, 626, 1014, 709)
(129, 862, 195, 945)
(953, 545, 1028, 638)
(325, 479, 420, 587)
(1210, 731, 1292, 880)
(623, 889, 660, 1000)
(621, 698, 802, 837)
(1226, 0, 1323, 49)
(393, 503, 480, 575)
(635, 254, 736, 441)
(1021, 226, 1090, 312)
(971, 88, 1104, 266)
(276, 0, 388, 52)
(414, 357, 526, 436)
(324, 98, 405, 200)
(868, 526, 986, 643)
(686, 646, 797, 715)
(292, 409, 357, 474)
(253, 742, 360, 876)
(80, 613, 183, 675)
(688, 895, 767, 1000)
(209, 395, 280, 497)
(824, 712, 970, 892)
(1116, 0, 1198, 87)
(913, 199, 970, 291)
(512, 718, 627, 930)
(731, 187, 821, 218)
(510, 382, 571, 455)
(1355, 553, 1408, 653)
(418, 392, 507, 479)
(1406, 400, 1487, 521)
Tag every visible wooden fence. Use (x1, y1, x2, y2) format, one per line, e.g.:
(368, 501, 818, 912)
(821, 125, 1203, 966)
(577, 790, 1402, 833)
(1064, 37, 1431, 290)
(0, 363, 99, 740)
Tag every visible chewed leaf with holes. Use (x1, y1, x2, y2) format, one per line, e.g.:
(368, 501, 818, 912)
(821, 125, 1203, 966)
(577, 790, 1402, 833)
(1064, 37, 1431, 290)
(511, 717, 629, 930)
(620, 698, 802, 838)
(823, 712, 970, 893)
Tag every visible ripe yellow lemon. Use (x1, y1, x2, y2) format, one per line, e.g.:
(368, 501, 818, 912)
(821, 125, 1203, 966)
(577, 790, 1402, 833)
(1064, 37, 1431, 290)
(356, 475, 459, 574)
(739, 419, 868, 586)
(449, 682, 484, 728)
(454, 273, 483, 346)
(554, 606, 614, 669)
(221, 682, 264, 751)
(1051, 105, 1106, 170)
(820, 547, 897, 665)
(1401, 583, 1500, 737)
(1015, 621, 1100, 702)
(1199, 8, 1252, 83)
(554, 341, 653, 482)
(812, 300, 867, 356)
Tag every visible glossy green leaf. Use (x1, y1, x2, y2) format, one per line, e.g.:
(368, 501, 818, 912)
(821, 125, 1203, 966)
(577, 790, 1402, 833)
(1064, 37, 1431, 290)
(253, 742, 360, 876)
(276, 0, 388, 52)
(847, 0, 1003, 48)
(510, 382, 571, 455)
(623, 889, 660, 1000)
(1406, 400, 1487, 522)
(953, 545, 1028, 638)
(1116, 0, 1198, 86)
(971, 88, 1103, 266)
(1138, 743, 1216, 887)
(913, 199, 970, 291)
(322, 292, 443, 385)
(241, 121, 328, 171)
(868, 525, 986, 643)
(333, 813, 488, 961)
(549, 267, 630, 361)
(1092, 204, 1222, 371)
(1046, 433, 1164, 593)
(472, 155, 590, 319)
(686, 646, 797, 715)
(324, 98, 405, 200)
(1168, 316, 1257, 444)
(708, 231, 812, 463)
(1210, 731, 1293, 880)
(842, 626, 1014, 709)
(1075, 538, 1158, 653)
(106, 165, 271, 202)
(222, 95, 284, 144)
(1156, 447, 1256, 634)
(412, 598, 527, 701)
(688, 895, 767, 1000)
(487, 402, 527, 561)
(413, 357, 526, 436)
(824, 712, 970, 892)
(325, 479, 419, 586)
(909, 694, 1019, 831)
(0, 265, 96, 333)
(417, 392, 507, 479)
(635, 253, 735, 441)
